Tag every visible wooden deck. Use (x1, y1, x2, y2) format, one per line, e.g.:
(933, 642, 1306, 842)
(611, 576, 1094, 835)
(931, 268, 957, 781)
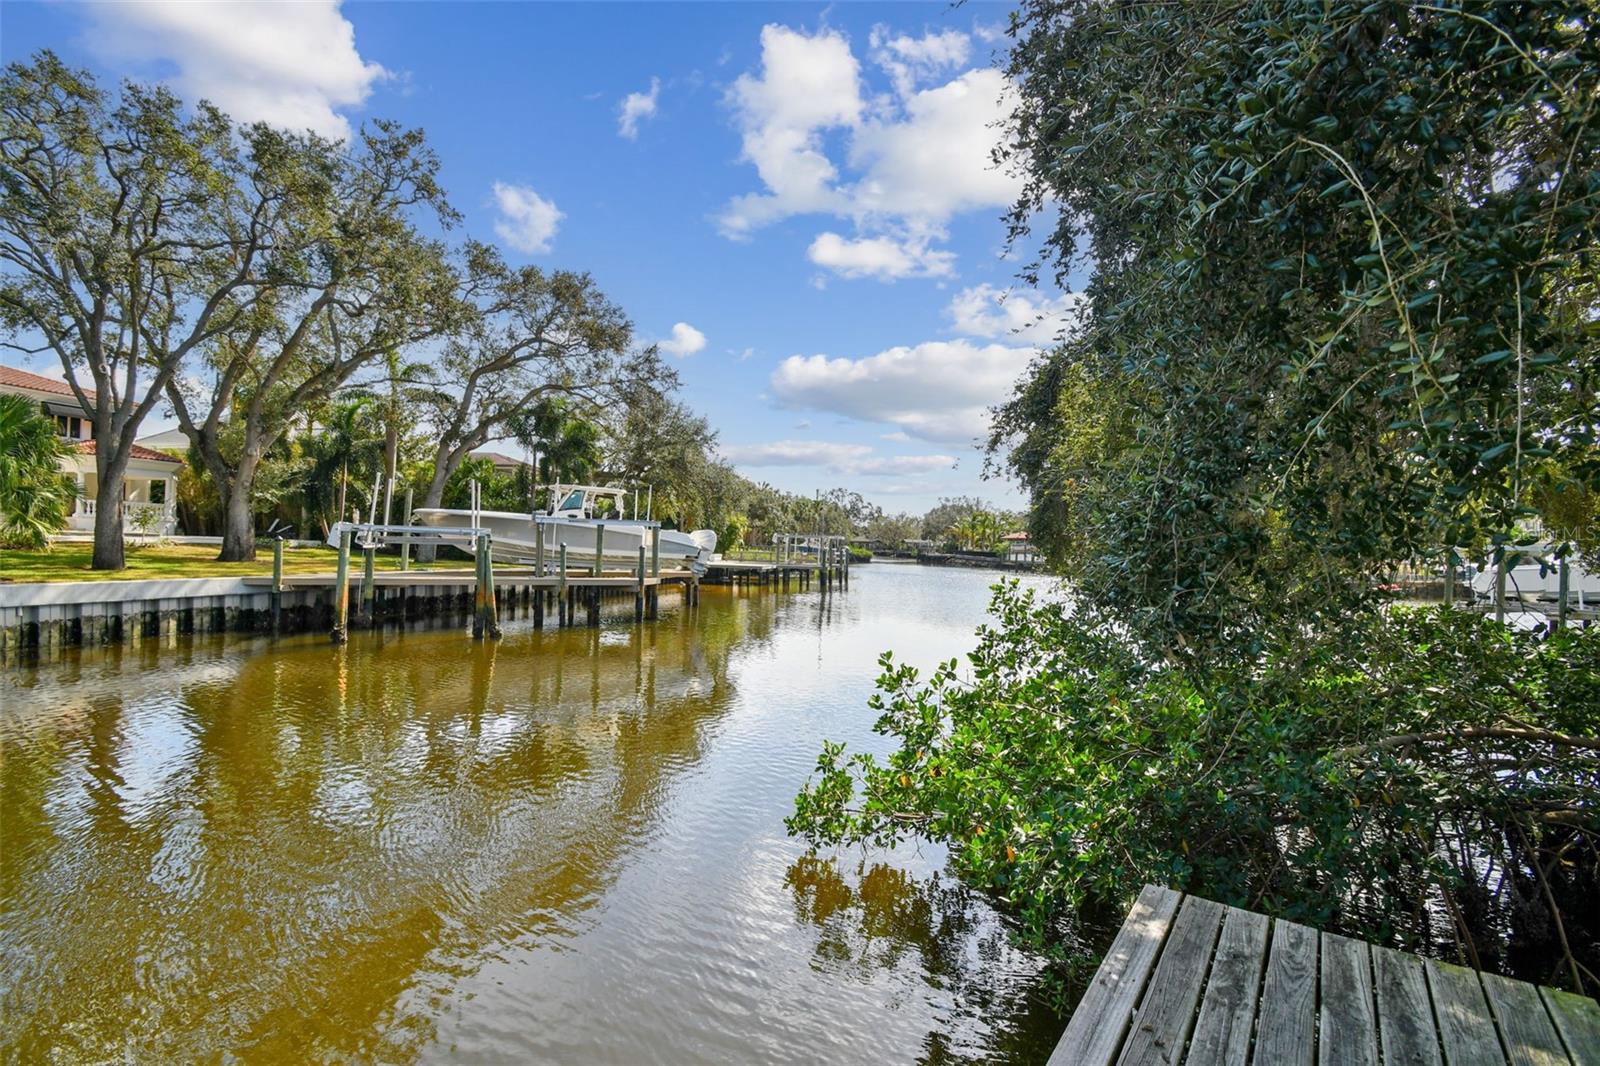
(1049, 885, 1600, 1066)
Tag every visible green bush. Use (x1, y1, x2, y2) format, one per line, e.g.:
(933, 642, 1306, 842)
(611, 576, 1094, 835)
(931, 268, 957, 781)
(791, 581, 1600, 991)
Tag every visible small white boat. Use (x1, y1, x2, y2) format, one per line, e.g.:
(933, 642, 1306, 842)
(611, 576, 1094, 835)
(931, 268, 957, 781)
(1467, 548, 1598, 604)
(413, 484, 717, 574)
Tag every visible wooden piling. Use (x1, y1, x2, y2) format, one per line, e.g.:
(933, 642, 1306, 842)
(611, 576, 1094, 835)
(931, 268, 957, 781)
(635, 545, 647, 622)
(558, 544, 570, 626)
(332, 528, 351, 644)
(1556, 554, 1570, 632)
(593, 523, 606, 577)
(1494, 547, 1507, 624)
(536, 518, 546, 576)
(271, 538, 284, 632)
(480, 534, 501, 639)
(361, 542, 376, 627)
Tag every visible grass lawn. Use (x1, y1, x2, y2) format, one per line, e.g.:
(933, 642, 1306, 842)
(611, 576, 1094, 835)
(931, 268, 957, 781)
(0, 542, 469, 583)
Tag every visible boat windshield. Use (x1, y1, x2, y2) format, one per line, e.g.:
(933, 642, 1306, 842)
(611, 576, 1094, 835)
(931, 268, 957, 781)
(558, 489, 587, 512)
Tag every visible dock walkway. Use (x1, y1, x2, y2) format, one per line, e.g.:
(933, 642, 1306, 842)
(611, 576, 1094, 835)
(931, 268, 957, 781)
(1050, 884, 1600, 1066)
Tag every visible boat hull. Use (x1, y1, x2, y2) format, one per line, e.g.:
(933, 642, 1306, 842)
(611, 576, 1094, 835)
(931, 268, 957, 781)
(411, 509, 716, 573)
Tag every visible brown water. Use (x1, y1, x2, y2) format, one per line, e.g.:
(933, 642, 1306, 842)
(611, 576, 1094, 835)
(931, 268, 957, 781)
(1, 563, 1067, 1063)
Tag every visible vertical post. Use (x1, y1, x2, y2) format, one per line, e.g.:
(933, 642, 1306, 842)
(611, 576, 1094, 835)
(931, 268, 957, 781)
(482, 534, 501, 640)
(635, 544, 647, 623)
(536, 518, 546, 577)
(271, 538, 284, 632)
(651, 527, 661, 577)
(559, 543, 569, 626)
(1556, 553, 1570, 632)
(361, 540, 376, 627)
(332, 528, 351, 644)
(400, 488, 413, 571)
(1494, 547, 1507, 624)
(593, 523, 606, 577)
(472, 536, 486, 639)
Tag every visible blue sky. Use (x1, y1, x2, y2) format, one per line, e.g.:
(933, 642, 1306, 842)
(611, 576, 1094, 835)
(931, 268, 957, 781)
(1, 1, 1083, 514)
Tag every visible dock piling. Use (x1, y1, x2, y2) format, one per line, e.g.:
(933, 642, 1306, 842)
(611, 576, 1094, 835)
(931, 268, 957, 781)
(558, 544, 569, 626)
(593, 523, 605, 577)
(332, 528, 351, 644)
(635, 545, 647, 622)
(360, 542, 376, 627)
(271, 538, 284, 632)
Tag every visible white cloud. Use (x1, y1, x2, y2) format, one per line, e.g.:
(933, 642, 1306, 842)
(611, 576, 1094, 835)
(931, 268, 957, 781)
(718, 24, 863, 238)
(849, 69, 1021, 223)
(947, 284, 1085, 345)
(659, 322, 707, 357)
(618, 77, 661, 139)
(721, 439, 956, 476)
(870, 27, 971, 97)
(769, 339, 1034, 444)
(807, 232, 955, 280)
(85, 0, 386, 140)
(491, 182, 563, 254)
(719, 23, 1020, 280)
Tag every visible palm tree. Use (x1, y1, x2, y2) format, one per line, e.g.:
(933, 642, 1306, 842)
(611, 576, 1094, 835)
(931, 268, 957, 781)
(0, 395, 74, 550)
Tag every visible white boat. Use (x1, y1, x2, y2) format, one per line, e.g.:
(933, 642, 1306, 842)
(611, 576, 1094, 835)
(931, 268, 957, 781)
(1467, 549, 1598, 605)
(413, 484, 717, 574)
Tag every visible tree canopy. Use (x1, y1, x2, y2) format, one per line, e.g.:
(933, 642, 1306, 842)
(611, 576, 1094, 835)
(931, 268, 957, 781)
(994, 0, 1600, 654)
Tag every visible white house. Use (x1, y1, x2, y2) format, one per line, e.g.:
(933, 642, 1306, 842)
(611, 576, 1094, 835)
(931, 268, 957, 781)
(0, 365, 181, 537)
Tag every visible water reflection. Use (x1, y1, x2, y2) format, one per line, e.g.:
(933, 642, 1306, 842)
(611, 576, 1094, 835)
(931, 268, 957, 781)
(2, 566, 1066, 1063)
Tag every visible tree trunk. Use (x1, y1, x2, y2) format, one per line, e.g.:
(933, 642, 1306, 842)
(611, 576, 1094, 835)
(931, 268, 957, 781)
(218, 486, 257, 562)
(90, 465, 126, 570)
(216, 457, 263, 562)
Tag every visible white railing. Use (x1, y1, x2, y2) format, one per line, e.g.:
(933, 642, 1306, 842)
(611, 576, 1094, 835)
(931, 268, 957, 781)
(69, 497, 176, 535)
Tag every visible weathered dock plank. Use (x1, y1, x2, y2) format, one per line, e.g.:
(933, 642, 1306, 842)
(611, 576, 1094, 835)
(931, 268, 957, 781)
(1541, 986, 1600, 1065)
(1047, 884, 1182, 1066)
(1255, 918, 1320, 1066)
(1116, 894, 1226, 1066)
(1482, 973, 1572, 1066)
(1425, 959, 1505, 1066)
(1373, 946, 1443, 1066)
(1185, 906, 1269, 1066)
(1320, 932, 1379, 1066)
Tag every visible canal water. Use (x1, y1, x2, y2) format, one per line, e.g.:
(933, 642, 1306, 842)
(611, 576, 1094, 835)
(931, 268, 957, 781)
(1, 563, 1067, 1063)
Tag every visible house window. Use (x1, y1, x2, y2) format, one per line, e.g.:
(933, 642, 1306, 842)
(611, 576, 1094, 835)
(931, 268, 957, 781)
(149, 480, 166, 505)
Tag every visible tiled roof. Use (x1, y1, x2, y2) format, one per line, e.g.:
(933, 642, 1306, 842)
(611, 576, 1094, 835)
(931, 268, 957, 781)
(74, 440, 181, 464)
(1003, 530, 1031, 541)
(470, 449, 526, 467)
(0, 365, 95, 403)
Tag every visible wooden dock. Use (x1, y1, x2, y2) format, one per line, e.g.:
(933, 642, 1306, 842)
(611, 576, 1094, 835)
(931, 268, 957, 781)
(1050, 884, 1600, 1066)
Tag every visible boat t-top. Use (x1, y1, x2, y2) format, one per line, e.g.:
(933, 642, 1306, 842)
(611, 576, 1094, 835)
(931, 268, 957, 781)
(412, 483, 717, 574)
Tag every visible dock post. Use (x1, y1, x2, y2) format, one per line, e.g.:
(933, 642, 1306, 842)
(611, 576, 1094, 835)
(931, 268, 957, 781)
(400, 488, 413, 571)
(594, 523, 605, 577)
(361, 541, 376, 627)
(1556, 554, 1570, 633)
(271, 538, 284, 632)
(635, 545, 647, 622)
(481, 534, 501, 639)
(536, 519, 546, 577)
(1494, 547, 1507, 624)
(472, 538, 485, 638)
(559, 544, 569, 626)
(332, 528, 351, 644)
(534, 578, 545, 629)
